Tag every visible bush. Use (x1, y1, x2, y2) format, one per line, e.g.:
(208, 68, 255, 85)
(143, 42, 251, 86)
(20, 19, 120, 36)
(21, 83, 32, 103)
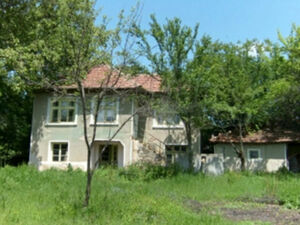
(119, 163, 182, 181)
(276, 166, 293, 176)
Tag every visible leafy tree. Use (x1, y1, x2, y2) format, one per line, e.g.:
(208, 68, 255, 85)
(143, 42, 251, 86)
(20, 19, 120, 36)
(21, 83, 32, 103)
(0, 77, 32, 166)
(1, 0, 144, 207)
(265, 25, 300, 129)
(0, 0, 41, 164)
(0, 0, 94, 165)
(134, 15, 202, 170)
(0, 0, 71, 90)
(208, 41, 273, 170)
(35, 0, 143, 207)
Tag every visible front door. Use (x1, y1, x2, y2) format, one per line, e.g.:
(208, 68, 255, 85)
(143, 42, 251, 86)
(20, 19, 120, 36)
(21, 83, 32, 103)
(99, 144, 118, 166)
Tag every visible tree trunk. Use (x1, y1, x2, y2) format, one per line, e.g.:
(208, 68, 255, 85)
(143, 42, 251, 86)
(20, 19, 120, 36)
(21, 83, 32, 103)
(77, 80, 94, 207)
(237, 149, 246, 171)
(240, 152, 246, 171)
(238, 122, 246, 171)
(184, 121, 193, 171)
(83, 148, 92, 207)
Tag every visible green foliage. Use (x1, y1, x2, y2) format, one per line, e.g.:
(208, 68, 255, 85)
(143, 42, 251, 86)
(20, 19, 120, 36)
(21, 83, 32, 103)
(0, 165, 230, 225)
(119, 162, 182, 181)
(137, 15, 203, 126)
(204, 40, 273, 132)
(266, 24, 300, 129)
(0, 146, 19, 166)
(279, 188, 300, 209)
(0, 76, 32, 165)
(135, 15, 199, 77)
(135, 16, 204, 169)
(0, 0, 106, 166)
(276, 166, 292, 176)
(0, 0, 109, 90)
(1, 166, 300, 224)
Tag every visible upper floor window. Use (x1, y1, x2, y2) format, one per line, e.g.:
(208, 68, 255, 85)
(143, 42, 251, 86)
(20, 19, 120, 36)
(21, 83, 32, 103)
(153, 111, 183, 128)
(157, 112, 181, 125)
(49, 98, 76, 123)
(92, 97, 119, 124)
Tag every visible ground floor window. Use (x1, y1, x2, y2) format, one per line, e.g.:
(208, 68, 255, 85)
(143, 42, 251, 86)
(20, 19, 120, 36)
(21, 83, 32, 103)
(52, 143, 68, 162)
(165, 145, 187, 164)
(99, 145, 118, 166)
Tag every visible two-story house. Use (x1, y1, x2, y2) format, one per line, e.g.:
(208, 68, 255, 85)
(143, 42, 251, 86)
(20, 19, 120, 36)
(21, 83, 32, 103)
(29, 65, 201, 171)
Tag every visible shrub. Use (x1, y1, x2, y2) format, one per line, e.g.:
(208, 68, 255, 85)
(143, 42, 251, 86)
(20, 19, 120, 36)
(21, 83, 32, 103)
(119, 162, 182, 181)
(279, 194, 300, 209)
(276, 166, 294, 176)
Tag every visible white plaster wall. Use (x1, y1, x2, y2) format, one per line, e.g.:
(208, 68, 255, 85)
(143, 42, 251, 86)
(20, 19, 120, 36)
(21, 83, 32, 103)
(38, 161, 87, 171)
(29, 93, 133, 171)
(29, 93, 196, 170)
(214, 143, 287, 172)
(131, 114, 201, 168)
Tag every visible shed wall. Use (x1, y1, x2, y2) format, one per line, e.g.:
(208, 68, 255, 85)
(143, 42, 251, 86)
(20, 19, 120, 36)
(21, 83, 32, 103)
(214, 143, 287, 172)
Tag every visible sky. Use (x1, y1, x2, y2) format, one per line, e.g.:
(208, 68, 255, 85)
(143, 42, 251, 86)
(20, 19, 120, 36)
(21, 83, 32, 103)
(96, 0, 300, 43)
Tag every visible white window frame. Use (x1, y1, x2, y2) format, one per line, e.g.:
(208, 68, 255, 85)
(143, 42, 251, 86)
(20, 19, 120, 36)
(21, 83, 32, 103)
(46, 97, 78, 126)
(48, 140, 70, 163)
(152, 111, 184, 129)
(247, 148, 262, 160)
(90, 96, 119, 126)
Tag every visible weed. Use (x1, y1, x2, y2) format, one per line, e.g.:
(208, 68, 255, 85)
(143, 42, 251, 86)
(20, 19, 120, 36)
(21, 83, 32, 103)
(0, 165, 299, 224)
(118, 162, 182, 181)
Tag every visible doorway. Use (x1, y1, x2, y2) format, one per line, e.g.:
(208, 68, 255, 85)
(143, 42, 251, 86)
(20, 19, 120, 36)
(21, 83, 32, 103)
(99, 144, 118, 166)
(287, 143, 300, 173)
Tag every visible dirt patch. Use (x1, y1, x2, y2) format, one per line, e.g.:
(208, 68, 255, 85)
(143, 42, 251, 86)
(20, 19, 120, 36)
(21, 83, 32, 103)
(184, 199, 300, 225)
(237, 196, 285, 205)
(221, 204, 300, 225)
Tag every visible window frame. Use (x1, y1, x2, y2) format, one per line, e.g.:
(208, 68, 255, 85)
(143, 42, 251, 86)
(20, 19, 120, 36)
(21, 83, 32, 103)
(152, 111, 184, 129)
(48, 140, 70, 163)
(90, 96, 119, 126)
(247, 148, 262, 160)
(47, 97, 78, 126)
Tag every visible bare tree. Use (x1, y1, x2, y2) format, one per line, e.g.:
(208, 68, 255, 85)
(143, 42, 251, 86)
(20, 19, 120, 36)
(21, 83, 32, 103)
(71, 5, 145, 206)
(38, 0, 146, 207)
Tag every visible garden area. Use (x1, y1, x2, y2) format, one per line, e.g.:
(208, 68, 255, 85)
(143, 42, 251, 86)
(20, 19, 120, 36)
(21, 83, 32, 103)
(0, 165, 299, 225)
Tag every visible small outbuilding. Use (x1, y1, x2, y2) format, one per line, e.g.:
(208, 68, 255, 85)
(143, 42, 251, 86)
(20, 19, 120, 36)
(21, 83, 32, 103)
(210, 130, 300, 172)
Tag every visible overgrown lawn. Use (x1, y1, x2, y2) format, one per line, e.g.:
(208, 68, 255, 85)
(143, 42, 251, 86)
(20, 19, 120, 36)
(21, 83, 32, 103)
(0, 165, 299, 225)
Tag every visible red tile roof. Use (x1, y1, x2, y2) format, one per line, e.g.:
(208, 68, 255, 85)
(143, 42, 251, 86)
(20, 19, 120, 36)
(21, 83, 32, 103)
(210, 130, 300, 144)
(64, 65, 162, 93)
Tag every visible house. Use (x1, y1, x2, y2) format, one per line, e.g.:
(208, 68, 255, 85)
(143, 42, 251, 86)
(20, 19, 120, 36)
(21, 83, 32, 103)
(210, 130, 300, 172)
(29, 65, 201, 170)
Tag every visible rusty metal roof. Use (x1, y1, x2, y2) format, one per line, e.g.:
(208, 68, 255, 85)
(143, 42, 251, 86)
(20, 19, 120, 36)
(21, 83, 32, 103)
(210, 130, 300, 144)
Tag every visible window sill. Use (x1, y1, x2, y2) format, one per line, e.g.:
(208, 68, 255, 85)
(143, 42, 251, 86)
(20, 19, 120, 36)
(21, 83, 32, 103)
(45, 123, 77, 127)
(152, 125, 184, 129)
(43, 161, 71, 165)
(90, 123, 119, 127)
(50, 161, 69, 163)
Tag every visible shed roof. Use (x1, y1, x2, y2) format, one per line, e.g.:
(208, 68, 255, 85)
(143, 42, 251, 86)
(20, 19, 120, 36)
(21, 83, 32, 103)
(210, 130, 300, 144)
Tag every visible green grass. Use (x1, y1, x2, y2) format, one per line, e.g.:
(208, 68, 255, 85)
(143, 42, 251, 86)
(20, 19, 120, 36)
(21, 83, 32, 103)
(0, 165, 299, 225)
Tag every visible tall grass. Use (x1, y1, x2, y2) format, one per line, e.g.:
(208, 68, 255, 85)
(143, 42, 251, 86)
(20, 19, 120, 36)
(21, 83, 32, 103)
(0, 165, 299, 225)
